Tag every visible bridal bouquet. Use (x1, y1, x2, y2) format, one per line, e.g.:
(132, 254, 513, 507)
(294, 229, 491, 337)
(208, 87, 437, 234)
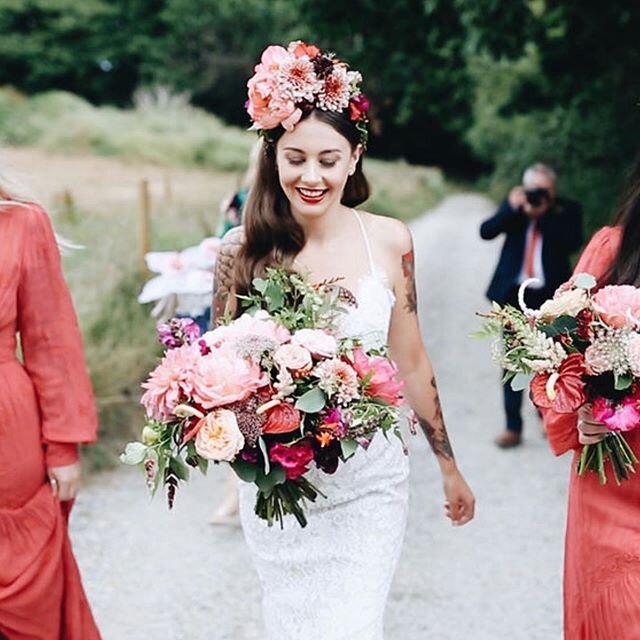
(478, 273, 640, 484)
(122, 268, 405, 527)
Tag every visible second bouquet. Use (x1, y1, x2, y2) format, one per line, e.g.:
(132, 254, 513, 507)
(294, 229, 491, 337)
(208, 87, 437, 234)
(478, 273, 640, 485)
(122, 268, 406, 528)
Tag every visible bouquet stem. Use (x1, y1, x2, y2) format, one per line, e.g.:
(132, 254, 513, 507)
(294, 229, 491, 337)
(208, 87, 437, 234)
(255, 476, 325, 528)
(577, 432, 638, 485)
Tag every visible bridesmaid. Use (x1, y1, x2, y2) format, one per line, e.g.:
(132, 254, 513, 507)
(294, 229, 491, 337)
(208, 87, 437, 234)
(543, 154, 640, 640)
(0, 171, 101, 639)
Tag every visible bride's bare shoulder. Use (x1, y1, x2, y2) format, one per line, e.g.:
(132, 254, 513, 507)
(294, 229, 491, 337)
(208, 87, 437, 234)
(357, 210, 412, 256)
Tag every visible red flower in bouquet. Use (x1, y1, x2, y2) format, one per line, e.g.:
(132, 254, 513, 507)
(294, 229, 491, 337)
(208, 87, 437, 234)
(351, 347, 404, 406)
(263, 403, 302, 434)
(530, 353, 587, 413)
(270, 441, 315, 479)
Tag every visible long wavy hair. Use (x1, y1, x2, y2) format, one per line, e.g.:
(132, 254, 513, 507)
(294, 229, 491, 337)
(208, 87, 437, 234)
(0, 166, 77, 252)
(603, 153, 640, 286)
(233, 109, 370, 299)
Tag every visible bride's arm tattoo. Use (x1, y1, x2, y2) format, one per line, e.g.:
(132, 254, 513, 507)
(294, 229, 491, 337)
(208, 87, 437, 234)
(401, 250, 418, 314)
(417, 377, 455, 460)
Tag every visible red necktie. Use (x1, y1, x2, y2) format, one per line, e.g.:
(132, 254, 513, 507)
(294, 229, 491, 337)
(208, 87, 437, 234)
(524, 223, 540, 278)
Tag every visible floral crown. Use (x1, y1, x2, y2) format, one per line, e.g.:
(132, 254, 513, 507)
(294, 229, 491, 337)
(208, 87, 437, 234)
(246, 41, 369, 146)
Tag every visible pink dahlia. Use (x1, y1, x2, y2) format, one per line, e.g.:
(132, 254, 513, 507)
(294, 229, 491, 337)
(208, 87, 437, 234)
(141, 344, 201, 419)
(317, 65, 353, 111)
(313, 358, 360, 405)
(277, 57, 321, 103)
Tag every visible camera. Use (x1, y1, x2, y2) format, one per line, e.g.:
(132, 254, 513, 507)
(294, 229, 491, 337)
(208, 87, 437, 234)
(525, 188, 550, 207)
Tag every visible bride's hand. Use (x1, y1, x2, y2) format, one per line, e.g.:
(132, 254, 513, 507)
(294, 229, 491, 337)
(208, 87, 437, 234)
(442, 470, 475, 526)
(577, 403, 609, 445)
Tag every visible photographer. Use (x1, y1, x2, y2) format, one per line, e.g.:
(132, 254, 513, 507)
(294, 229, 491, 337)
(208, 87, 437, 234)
(480, 163, 583, 448)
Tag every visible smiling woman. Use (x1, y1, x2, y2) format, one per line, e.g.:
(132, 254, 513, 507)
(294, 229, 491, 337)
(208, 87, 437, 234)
(209, 41, 475, 640)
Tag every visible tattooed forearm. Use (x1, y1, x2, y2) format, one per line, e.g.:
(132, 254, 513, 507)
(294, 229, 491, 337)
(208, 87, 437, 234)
(418, 377, 455, 460)
(212, 288, 229, 325)
(401, 250, 418, 314)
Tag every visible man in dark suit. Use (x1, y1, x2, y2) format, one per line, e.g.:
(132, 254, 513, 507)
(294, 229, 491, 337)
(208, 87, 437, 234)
(480, 163, 583, 448)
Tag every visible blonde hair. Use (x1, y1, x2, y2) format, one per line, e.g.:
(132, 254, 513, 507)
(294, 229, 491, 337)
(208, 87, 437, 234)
(0, 167, 79, 252)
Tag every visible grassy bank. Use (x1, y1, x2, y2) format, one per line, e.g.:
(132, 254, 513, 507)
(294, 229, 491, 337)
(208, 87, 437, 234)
(1, 88, 447, 470)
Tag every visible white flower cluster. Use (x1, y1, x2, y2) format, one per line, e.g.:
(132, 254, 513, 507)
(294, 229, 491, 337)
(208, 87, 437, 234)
(585, 327, 633, 376)
(519, 326, 568, 372)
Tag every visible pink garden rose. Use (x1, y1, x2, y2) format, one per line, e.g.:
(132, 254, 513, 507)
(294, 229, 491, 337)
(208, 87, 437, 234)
(593, 285, 640, 329)
(350, 347, 405, 406)
(202, 310, 291, 349)
(141, 344, 201, 419)
(292, 328, 338, 359)
(190, 346, 266, 409)
(274, 343, 313, 373)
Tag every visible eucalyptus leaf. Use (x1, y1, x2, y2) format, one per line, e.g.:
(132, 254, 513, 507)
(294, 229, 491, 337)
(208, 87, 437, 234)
(231, 457, 258, 482)
(252, 278, 268, 294)
(510, 372, 534, 392)
(340, 437, 359, 460)
(574, 273, 597, 290)
(614, 373, 633, 391)
(539, 315, 578, 337)
(255, 464, 286, 495)
(265, 283, 285, 310)
(169, 456, 190, 481)
(120, 442, 148, 465)
(295, 387, 327, 413)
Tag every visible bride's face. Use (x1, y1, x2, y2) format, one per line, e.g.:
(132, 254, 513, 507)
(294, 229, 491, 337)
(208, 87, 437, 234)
(275, 115, 361, 220)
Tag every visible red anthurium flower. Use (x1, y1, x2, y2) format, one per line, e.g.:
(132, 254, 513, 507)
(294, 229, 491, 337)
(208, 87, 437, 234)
(530, 353, 586, 414)
(263, 403, 302, 434)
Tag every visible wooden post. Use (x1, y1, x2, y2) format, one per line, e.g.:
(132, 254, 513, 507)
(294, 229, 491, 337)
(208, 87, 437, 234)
(139, 179, 151, 272)
(61, 189, 78, 224)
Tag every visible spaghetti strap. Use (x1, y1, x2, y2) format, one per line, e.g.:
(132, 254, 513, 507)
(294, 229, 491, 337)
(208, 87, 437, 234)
(351, 209, 376, 275)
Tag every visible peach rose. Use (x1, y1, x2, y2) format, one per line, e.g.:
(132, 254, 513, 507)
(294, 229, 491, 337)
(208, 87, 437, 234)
(274, 343, 313, 373)
(195, 409, 245, 462)
(202, 310, 291, 349)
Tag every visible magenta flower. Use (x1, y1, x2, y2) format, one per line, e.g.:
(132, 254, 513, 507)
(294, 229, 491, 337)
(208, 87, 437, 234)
(269, 440, 315, 479)
(593, 396, 640, 432)
(157, 317, 201, 348)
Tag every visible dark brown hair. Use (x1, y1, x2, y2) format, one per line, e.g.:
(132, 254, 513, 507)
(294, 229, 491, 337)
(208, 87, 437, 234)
(603, 153, 640, 286)
(233, 109, 370, 300)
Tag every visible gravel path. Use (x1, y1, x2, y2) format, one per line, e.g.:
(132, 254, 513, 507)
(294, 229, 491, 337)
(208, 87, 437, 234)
(70, 194, 570, 639)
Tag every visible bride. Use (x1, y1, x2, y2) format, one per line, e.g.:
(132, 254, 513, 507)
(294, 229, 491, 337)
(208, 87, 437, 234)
(213, 41, 475, 639)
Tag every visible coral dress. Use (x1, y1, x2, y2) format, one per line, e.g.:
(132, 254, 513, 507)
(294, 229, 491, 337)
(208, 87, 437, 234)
(0, 203, 100, 639)
(544, 226, 640, 640)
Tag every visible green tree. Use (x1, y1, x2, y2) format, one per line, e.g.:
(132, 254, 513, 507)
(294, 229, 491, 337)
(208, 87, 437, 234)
(154, 0, 299, 125)
(294, 0, 478, 171)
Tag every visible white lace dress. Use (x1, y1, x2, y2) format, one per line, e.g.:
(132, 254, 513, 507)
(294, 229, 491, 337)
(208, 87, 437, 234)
(239, 211, 410, 640)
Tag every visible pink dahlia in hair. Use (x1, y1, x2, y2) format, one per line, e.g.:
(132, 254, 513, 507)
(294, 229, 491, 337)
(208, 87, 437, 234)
(317, 65, 355, 112)
(277, 57, 321, 103)
(141, 344, 201, 419)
